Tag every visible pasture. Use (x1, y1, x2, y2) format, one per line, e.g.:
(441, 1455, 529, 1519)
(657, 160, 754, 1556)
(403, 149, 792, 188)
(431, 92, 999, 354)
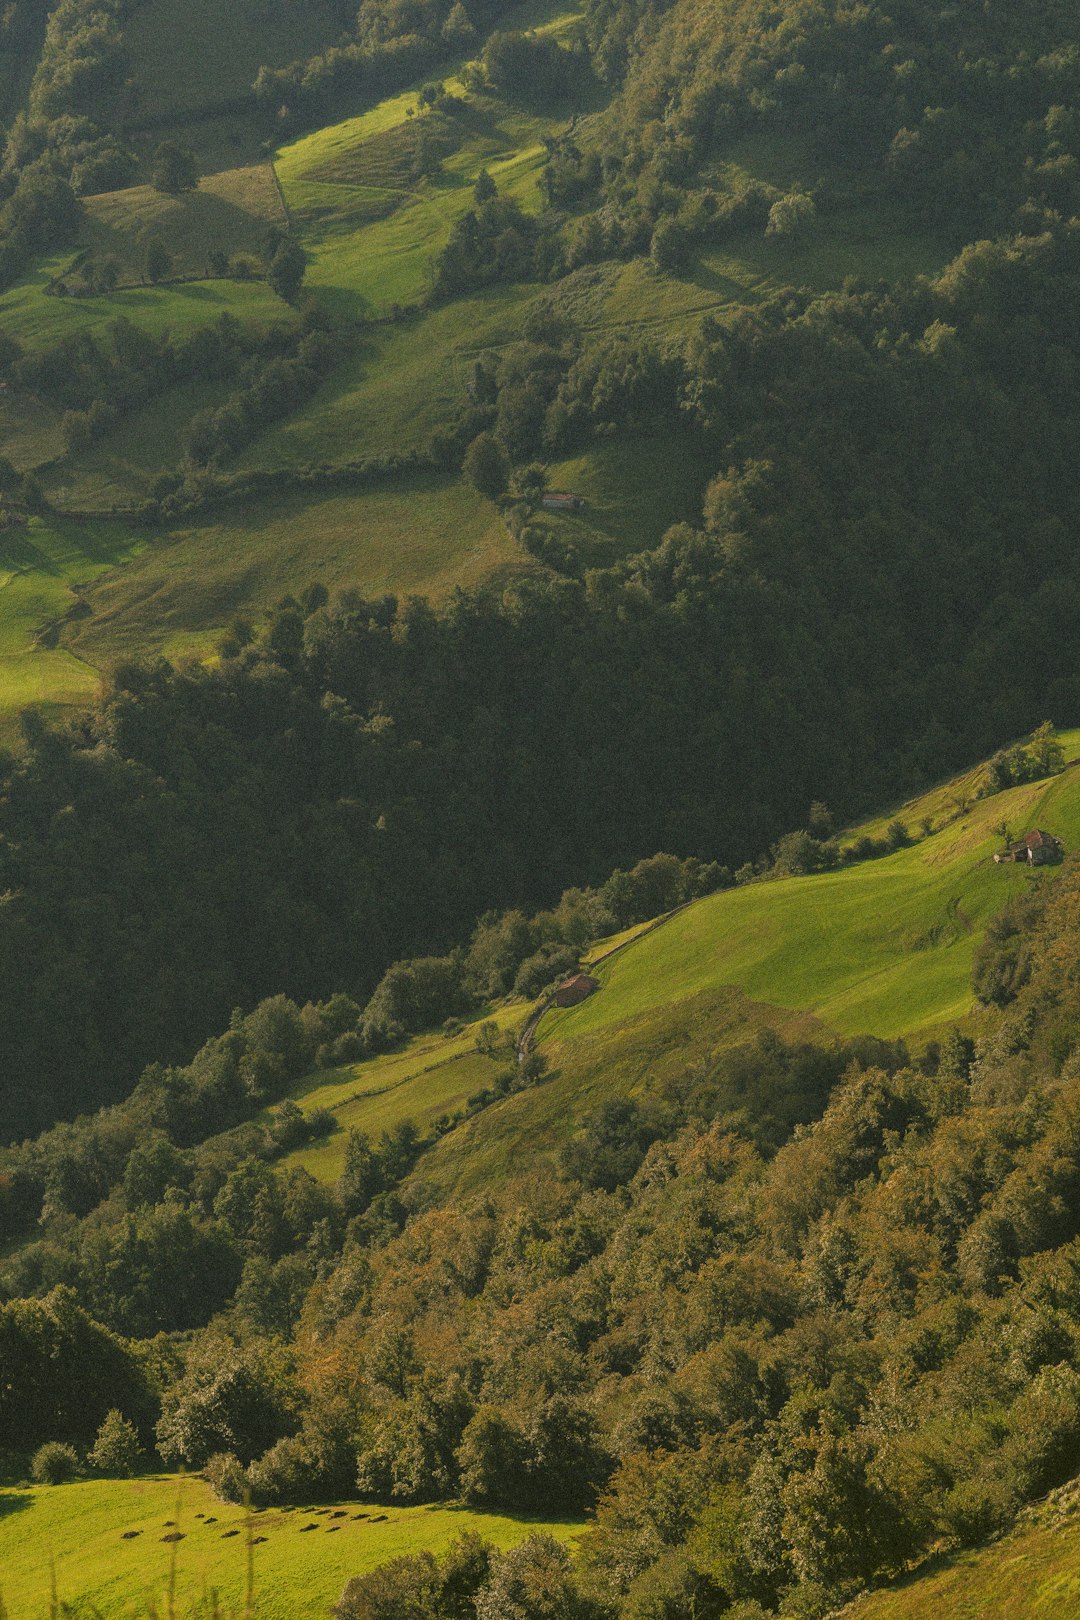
(410, 738, 1080, 1196)
(280, 1004, 526, 1183)
(62, 473, 525, 668)
(0, 1474, 583, 1619)
(0, 514, 143, 732)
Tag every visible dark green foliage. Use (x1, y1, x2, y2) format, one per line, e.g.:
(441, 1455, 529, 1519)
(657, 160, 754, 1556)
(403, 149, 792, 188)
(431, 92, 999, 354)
(0, 1288, 152, 1451)
(150, 140, 198, 195)
(266, 238, 308, 305)
(461, 430, 509, 495)
(87, 1408, 141, 1475)
(30, 1440, 79, 1484)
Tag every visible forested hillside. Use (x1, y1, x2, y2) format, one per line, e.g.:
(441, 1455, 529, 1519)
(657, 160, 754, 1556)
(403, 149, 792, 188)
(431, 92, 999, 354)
(5, 776, 1080, 1618)
(4, 0, 1080, 1613)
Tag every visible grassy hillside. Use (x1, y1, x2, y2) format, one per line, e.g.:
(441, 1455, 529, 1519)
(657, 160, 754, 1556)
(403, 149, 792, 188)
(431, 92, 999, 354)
(0, 514, 143, 728)
(843, 1483, 1080, 1620)
(0, 1474, 582, 1620)
(60, 473, 525, 669)
(418, 738, 1080, 1193)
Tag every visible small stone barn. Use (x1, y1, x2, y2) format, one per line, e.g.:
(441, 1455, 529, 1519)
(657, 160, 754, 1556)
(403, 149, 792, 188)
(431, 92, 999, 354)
(994, 829, 1063, 865)
(554, 973, 600, 1007)
(541, 492, 585, 512)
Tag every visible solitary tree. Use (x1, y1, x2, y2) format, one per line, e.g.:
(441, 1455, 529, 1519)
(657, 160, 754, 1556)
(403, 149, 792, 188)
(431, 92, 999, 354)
(151, 141, 198, 195)
(473, 168, 497, 205)
(267, 238, 307, 304)
(144, 237, 172, 284)
(88, 1409, 141, 1476)
(463, 431, 509, 497)
(766, 191, 816, 238)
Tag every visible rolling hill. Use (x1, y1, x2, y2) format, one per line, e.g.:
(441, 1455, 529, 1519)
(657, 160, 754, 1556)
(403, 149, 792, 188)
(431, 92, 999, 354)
(0, 0, 959, 732)
(269, 733, 1080, 1200)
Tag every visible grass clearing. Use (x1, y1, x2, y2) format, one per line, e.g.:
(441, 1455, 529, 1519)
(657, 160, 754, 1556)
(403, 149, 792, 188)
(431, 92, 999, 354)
(43, 377, 240, 511)
(244, 285, 542, 469)
(536, 432, 715, 561)
(0, 1473, 583, 1620)
(280, 1005, 526, 1182)
(0, 515, 143, 732)
(0, 264, 291, 354)
(124, 0, 342, 119)
(63, 473, 526, 666)
(67, 165, 285, 289)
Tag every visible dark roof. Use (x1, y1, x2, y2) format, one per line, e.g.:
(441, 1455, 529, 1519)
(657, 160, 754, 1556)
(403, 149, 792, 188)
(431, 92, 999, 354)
(559, 973, 598, 991)
(1024, 828, 1060, 847)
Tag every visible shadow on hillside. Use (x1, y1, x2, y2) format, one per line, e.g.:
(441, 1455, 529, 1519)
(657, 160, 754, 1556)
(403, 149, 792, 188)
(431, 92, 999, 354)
(0, 1490, 31, 1520)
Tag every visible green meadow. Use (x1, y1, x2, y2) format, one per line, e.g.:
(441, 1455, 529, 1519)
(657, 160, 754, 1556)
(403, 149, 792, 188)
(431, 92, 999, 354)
(0, 1474, 583, 1620)
(843, 1488, 1080, 1620)
(0, 514, 143, 731)
(61, 473, 524, 670)
(418, 749, 1080, 1196)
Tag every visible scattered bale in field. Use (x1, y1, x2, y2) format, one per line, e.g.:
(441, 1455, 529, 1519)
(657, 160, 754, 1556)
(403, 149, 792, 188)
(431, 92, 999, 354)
(205, 1516, 217, 1524)
(164, 1520, 176, 1526)
(370, 1514, 388, 1522)
(161, 1532, 184, 1543)
(299, 1523, 319, 1532)
(330, 1509, 347, 1518)
(352, 1513, 367, 1520)
(121, 1530, 140, 1539)
(221, 1529, 240, 1538)
(327, 1526, 340, 1533)
(195, 1513, 204, 1519)
(252, 1536, 268, 1545)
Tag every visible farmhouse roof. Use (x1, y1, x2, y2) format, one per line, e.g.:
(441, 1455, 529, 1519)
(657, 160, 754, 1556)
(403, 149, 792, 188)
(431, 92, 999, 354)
(1024, 828, 1059, 847)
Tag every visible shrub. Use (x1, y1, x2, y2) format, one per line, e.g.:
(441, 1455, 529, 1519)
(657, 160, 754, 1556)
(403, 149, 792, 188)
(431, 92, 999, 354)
(87, 1409, 141, 1475)
(31, 1442, 80, 1484)
(204, 1451, 247, 1503)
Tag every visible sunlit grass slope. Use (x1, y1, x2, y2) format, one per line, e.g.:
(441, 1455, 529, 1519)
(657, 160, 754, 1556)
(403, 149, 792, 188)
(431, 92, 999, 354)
(410, 736, 1080, 1197)
(64, 473, 525, 668)
(0, 1474, 582, 1620)
(541, 735, 1080, 1052)
(0, 515, 143, 732)
(280, 1004, 526, 1183)
(843, 1484, 1080, 1620)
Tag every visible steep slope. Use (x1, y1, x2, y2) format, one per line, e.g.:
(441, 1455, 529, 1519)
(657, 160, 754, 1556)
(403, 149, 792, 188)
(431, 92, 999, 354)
(272, 734, 1080, 1197)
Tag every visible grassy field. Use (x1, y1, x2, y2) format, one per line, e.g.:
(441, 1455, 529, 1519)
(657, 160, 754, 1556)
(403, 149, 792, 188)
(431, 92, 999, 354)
(124, 0, 342, 119)
(844, 1485, 1080, 1620)
(62, 473, 525, 668)
(0, 514, 144, 731)
(0, 1473, 583, 1620)
(0, 265, 290, 353)
(401, 736, 1080, 1196)
(65, 165, 286, 290)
